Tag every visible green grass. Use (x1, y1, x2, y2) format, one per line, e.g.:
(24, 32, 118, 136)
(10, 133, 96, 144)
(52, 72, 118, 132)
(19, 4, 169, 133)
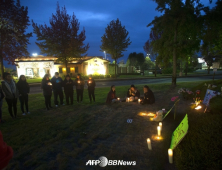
(0, 81, 222, 170)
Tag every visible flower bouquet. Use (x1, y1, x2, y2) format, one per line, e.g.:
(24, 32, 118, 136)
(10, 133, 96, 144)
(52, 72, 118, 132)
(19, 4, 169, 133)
(178, 88, 193, 100)
(193, 97, 202, 106)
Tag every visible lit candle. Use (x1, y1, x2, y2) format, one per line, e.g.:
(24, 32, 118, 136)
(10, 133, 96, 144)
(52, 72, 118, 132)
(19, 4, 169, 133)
(147, 138, 152, 150)
(127, 98, 129, 102)
(157, 126, 161, 136)
(168, 149, 173, 164)
(78, 81, 80, 84)
(89, 81, 91, 83)
(138, 99, 140, 103)
(117, 98, 120, 101)
(221, 87, 222, 92)
(159, 122, 162, 131)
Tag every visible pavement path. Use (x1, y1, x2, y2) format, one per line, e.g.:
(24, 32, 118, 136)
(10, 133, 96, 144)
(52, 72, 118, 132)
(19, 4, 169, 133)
(30, 75, 222, 94)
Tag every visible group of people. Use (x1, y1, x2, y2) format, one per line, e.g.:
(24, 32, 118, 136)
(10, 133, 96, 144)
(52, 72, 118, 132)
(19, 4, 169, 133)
(0, 72, 96, 123)
(106, 84, 155, 105)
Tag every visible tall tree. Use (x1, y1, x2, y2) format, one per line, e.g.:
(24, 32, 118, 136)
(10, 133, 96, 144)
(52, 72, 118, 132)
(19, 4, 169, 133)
(32, 3, 89, 72)
(148, 0, 202, 86)
(100, 18, 131, 78)
(0, 0, 32, 78)
(126, 52, 137, 67)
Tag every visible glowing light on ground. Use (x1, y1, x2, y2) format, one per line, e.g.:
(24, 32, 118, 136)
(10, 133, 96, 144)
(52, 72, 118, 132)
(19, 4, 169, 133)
(195, 105, 202, 110)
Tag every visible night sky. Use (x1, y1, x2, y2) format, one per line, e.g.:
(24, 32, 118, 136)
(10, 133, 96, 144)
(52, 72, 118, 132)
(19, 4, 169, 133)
(5, 0, 215, 68)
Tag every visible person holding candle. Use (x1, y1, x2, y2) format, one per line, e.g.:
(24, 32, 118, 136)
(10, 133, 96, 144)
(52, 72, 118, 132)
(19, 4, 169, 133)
(0, 131, 13, 170)
(51, 72, 64, 107)
(63, 75, 74, 105)
(106, 85, 118, 104)
(140, 85, 155, 105)
(74, 74, 85, 103)
(1, 72, 19, 119)
(87, 75, 96, 103)
(41, 74, 53, 110)
(16, 75, 30, 116)
(126, 84, 140, 102)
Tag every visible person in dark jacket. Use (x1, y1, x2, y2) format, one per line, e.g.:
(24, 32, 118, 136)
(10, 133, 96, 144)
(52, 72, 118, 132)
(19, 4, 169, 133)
(0, 87, 5, 123)
(140, 85, 155, 105)
(74, 74, 84, 103)
(126, 84, 140, 102)
(1, 72, 19, 118)
(87, 75, 96, 103)
(106, 85, 118, 104)
(63, 75, 74, 105)
(51, 72, 64, 107)
(41, 74, 53, 110)
(17, 75, 30, 115)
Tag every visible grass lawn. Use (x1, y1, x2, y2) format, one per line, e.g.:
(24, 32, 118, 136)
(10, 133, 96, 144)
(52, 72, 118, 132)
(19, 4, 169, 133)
(0, 80, 222, 170)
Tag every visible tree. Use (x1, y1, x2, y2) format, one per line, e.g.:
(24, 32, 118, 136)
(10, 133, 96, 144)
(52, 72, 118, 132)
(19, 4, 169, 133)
(126, 52, 137, 67)
(141, 56, 155, 73)
(0, 0, 32, 78)
(148, 0, 202, 86)
(100, 18, 131, 78)
(32, 3, 89, 72)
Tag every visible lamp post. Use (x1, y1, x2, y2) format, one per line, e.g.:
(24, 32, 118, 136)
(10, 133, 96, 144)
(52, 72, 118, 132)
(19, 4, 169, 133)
(104, 51, 106, 60)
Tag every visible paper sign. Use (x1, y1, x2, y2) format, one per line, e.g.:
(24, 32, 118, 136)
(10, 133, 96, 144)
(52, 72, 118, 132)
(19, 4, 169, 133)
(203, 89, 217, 106)
(170, 114, 188, 150)
(212, 62, 220, 69)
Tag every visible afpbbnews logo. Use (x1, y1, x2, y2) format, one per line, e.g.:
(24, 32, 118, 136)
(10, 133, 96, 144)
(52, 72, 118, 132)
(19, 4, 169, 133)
(86, 156, 136, 167)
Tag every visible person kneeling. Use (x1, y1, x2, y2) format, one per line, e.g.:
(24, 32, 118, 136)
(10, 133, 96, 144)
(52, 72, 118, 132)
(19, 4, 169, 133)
(140, 85, 155, 105)
(127, 84, 140, 102)
(106, 85, 119, 104)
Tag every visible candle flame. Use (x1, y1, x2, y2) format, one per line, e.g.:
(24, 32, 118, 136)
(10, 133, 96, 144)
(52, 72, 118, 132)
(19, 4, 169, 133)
(168, 149, 173, 155)
(195, 105, 202, 110)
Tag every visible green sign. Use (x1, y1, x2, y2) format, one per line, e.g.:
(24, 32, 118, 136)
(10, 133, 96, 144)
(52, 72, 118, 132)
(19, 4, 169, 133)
(170, 114, 188, 149)
(162, 99, 180, 120)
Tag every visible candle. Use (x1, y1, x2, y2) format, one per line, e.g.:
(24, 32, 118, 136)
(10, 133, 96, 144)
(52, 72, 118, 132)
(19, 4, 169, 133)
(159, 122, 162, 130)
(138, 99, 140, 103)
(117, 98, 120, 101)
(147, 138, 152, 150)
(168, 149, 173, 164)
(89, 81, 91, 83)
(127, 98, 129, 102)
(78, 81, 80, 84)
(221, 87, 222, 92)
(157, 126, 161, 136)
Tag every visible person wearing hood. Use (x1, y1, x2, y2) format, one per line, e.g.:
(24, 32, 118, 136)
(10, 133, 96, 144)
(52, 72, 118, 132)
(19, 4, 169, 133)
(51, 72, 64, 107)
(63, 75, 74, 105)
(41, 74, 53, 110)
(1, 72, 19, 118)
(126, 84, 140, 102)
(87, 75, 96, 103)
(74, 74, 85, 103)
(106, 85, 118, 104)
(140, 85, 155, 105)
(0, 86, 5, 123)
(0, 131, 13, 170)
(16, 75, 30, 116)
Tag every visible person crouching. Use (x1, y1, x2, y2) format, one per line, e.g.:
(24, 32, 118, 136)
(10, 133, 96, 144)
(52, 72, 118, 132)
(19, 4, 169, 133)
(140, 85, 155, 105)
(106, 85, 119, 104)
(127, 84, 140, 102)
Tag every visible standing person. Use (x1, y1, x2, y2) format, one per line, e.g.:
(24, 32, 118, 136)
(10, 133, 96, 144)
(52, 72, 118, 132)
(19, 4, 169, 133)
(0, 87, 5, 123)
(87, 75, 96, 103)
(16, 75, 30, 115)
(74, 74, 84, 103)
(1, 72, 19, 118)
(140, 85, 155, 105)
(106, 85, 118, 104)
(63, 75, 74, 105)
(51, 72, 64, 107)
(41, 74, 53, 110)
(0, 131, 13, 170)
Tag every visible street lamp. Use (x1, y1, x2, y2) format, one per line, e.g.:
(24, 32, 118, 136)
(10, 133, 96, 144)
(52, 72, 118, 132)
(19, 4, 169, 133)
(104, 51, 106, 60)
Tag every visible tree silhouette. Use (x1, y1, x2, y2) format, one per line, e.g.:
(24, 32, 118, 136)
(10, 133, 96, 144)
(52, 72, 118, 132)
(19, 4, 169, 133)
(32, 3, 89, 72)
(0, 0, 32, 78)
(100, 18, 131, 78)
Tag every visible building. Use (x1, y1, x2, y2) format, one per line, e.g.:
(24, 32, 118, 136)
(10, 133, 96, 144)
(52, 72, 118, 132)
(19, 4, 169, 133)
(14, 55, 109, 78)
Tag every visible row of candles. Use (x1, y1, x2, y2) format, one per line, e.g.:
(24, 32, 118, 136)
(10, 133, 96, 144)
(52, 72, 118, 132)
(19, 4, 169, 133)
(117, 98, 141, 103)
(146, 122, 173, 164)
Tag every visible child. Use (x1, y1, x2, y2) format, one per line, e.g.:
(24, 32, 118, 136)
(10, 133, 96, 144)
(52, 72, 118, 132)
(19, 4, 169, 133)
(41, 74, 53, 110)
(126, 84, 140, 102)
(74, 74, 84, 103)
(106, 85, 118, 104)
(63, 75, 74, 105)
(17, 75, 30, 115)
(87, 75, 96, 103)
(1, 72, 19, 118)
(140, 85, 155, 105)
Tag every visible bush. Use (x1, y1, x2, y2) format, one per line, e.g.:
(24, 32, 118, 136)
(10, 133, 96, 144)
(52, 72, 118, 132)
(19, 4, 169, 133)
(162, 68, 180, 74)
